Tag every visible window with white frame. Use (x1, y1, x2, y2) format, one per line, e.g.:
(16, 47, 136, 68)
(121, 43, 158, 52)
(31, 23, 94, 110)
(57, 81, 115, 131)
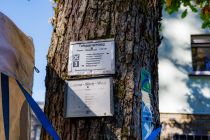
(191, 35, 210, 75)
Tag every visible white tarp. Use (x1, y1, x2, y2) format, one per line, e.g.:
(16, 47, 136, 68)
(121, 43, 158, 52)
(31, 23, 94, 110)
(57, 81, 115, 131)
(0, 12, 34, 140)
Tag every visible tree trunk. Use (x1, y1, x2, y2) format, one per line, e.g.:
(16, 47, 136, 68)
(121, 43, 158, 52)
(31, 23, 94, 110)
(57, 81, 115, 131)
(41, 0, 162, 139)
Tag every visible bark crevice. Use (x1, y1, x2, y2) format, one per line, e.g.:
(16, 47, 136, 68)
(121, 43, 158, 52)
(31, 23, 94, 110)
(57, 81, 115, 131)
(41, 0, 162, 139)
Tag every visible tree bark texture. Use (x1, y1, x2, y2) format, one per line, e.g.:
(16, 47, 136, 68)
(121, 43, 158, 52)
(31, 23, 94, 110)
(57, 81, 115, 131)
(41, 0, 162, 140)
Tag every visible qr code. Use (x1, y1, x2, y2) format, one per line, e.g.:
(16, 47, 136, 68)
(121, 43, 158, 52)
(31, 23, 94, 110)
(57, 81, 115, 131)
(73, 54, 80, 67)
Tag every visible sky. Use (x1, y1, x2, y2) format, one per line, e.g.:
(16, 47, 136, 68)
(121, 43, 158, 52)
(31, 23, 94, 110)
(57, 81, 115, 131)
(0, 0, 54, 101)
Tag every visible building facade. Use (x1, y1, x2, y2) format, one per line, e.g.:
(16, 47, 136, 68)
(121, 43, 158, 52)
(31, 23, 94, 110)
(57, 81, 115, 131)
(159, 9, 210, 139)
(31, 102, 44, 140)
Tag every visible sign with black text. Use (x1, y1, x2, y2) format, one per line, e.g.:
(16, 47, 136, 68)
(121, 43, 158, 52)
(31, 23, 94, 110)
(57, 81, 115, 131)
(65, 78, 114, 117)
(68, 39, 115, 76)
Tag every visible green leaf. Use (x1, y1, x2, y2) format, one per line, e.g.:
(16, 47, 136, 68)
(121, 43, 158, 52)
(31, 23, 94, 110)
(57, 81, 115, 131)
(201, 19, 210, 28)
(189, 4, 198, 12)
(164, 0, 210, 28)
(202, 21, 208, 28)
(181, 9, 188, 18)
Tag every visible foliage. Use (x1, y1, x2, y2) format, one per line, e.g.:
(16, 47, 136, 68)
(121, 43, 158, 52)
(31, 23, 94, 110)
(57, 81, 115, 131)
(53, 0, 59, 3)
(164, 0, 210, 28)
(52, 0, 59, 15)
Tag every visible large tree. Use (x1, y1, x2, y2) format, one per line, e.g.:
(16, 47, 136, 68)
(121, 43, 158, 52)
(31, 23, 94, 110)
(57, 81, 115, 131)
(41, 0, 162, 139)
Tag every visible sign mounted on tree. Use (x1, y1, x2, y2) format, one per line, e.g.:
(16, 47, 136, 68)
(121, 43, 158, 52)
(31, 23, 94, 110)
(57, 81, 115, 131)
(68, 39, 115, 76)
(140, 68, 155, 140)
(65, 77, 114, 117)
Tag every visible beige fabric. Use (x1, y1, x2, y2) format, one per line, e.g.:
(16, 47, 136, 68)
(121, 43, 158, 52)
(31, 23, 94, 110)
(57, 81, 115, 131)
(0, 11, 34, 91)
(0, 76, 31, 140)
(0, 12, 34, 140)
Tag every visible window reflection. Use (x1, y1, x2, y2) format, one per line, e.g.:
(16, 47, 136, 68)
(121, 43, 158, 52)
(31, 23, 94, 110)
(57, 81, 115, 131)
(192, 47, 210, 71)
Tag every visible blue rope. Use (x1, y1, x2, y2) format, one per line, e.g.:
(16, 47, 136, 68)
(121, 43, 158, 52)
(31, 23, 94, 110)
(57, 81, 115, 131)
(1, 73, 9, 140)
(16, 80, 60, 140)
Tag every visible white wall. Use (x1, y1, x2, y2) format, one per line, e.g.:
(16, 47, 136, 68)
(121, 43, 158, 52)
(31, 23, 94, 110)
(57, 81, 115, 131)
(159, 8, 210, 114)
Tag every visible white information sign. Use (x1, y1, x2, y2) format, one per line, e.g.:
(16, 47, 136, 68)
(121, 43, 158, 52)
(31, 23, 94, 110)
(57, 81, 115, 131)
(68, 39, 115, 76)
(65, 78, 114, 117)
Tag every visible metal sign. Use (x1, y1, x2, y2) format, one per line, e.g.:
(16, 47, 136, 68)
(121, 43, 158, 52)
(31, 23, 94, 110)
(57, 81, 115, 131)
(68, 39, 115, 76)
(65, 78, 114, 117)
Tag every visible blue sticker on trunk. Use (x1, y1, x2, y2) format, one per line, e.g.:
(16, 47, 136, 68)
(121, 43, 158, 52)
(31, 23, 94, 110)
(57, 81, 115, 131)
(141, 69, 151, 93)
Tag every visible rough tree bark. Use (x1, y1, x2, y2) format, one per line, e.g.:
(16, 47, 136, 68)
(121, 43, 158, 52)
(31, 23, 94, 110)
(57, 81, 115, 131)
(41, 0, 162, 139)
